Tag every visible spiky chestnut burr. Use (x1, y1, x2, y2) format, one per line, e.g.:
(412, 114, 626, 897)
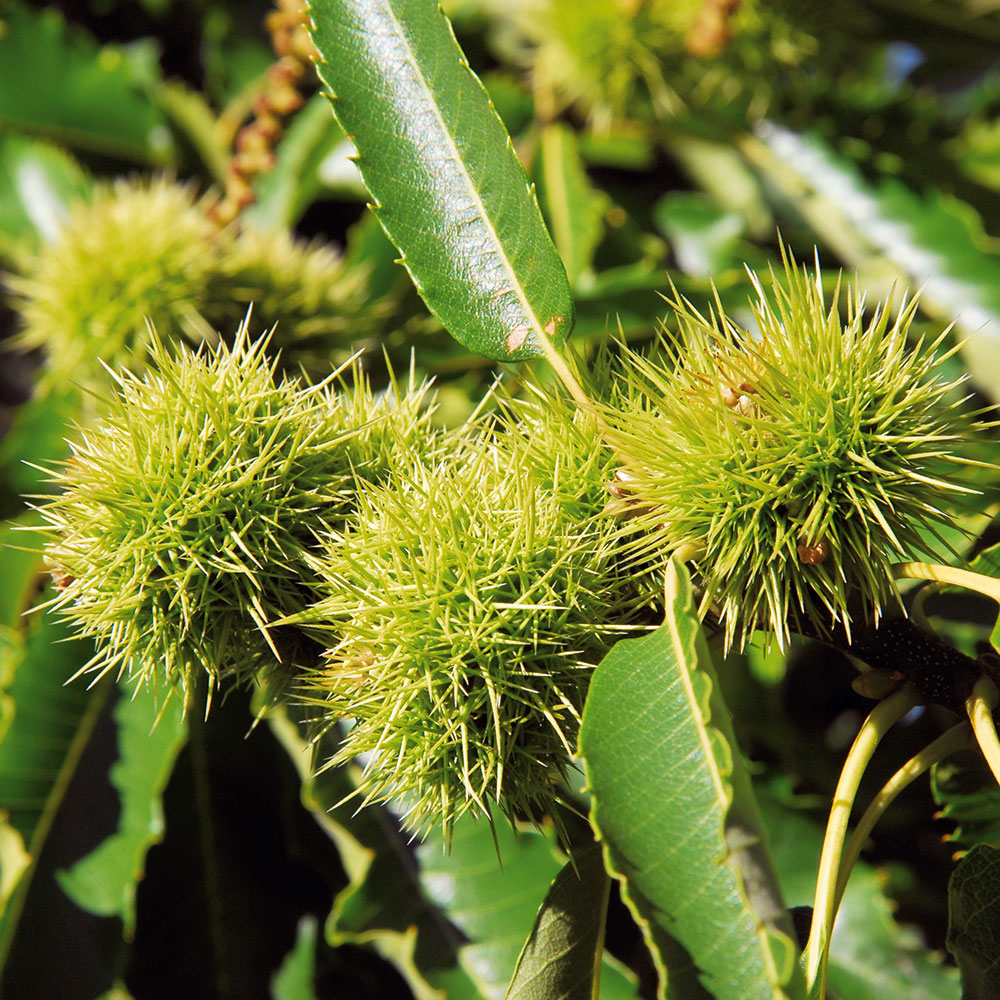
(602, 251, 984, 651)
(10, 177, 218, 394)
(201, 224, 388, 379)
(37, 322, 436, 708)
(294, 389, 651, 837)
(9, 176, 396, 393)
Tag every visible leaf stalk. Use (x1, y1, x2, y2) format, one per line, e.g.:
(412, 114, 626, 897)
(833, 722, 971, 914)
(893, 561, 1000, 604)
(804, 685, 919, 994)
(966, 677, 1000, 788)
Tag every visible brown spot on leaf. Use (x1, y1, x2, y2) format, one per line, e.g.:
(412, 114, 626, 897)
(506, 325, 530, 353)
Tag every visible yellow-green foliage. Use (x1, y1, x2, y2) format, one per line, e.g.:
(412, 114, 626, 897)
(495, 0, 841, 125)
(202, 224, 390, 377)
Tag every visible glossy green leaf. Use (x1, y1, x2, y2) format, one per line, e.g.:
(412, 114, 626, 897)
(0, 513, 45, 630)
(745, 122, 1000, 398)
(761, 782, 960, 1000)
(590, 954, 640, 999)
(56, 681, 186, 934)
(95, 688, 351, 999)
(476, 71, 534, 139)
(536, 123, 608, 288)
(0, 610, 105, 968)
(505, 843, 608, 1000)
(308, 0, 574, 360)
(947, 844, 1000, 999)
(268, 708, 637, 1000)
(0, 2, 170, 164)
(417, 818, 566, 998)
(0, 133, 90, 256)
(579, 560, 803, 1000)
(0, 385, 82, 522)
(422, 821, 639, 1000)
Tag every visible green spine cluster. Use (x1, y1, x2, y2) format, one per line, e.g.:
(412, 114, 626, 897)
(201, 224, 391, 377)
(603, 253, 978, 650)
(10, 176, 390, 392)
(295, 388, 649, 836)
(39, 323, 436, 707)
(10, 176, 218, 391)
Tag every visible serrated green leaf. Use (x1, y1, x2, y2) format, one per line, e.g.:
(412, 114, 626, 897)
(745, 123, 1000, 398)
(0, 611, 105, 968)
(947, 844, 1000, 999)
(0, 133, 90, 257)
(308, 0, 574, 360)
(477, 71, 533, 139)
(536, 123, 608, 288)
(55, 680, 186, 934)
(579, 560, 803, 1000)
(0, 1, 170, 164)
(504, 843, 608, 1000)
(761, 781, 960, 1000)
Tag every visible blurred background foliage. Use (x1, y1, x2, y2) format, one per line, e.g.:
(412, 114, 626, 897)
(1, 0, 1000, 997)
